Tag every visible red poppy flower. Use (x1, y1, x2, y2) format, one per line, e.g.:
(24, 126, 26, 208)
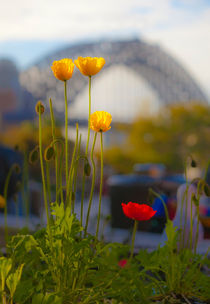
(118, 259, 127, 268)
(121, 202, 156, 221)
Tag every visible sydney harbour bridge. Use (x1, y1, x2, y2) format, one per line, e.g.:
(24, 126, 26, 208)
(20, 39, 208, 123)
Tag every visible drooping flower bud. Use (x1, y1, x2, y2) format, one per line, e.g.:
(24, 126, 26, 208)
(203, 184, 210, 197)
(29, 147, 39, 165)
(35, 101, 45, 115)
(44, 146, 55, 162)
(191, 159, 197, 168)
(191, 193, 199, 207)
(14, 164, 21, 174)
(84, 162, 91, 176)
(15, 181, 22, 192)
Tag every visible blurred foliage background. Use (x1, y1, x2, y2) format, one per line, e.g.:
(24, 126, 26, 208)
(104, 102, 210, 173)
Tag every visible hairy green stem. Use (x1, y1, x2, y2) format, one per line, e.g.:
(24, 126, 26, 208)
(66, 123, 79, 211)
(130, 220, 138, 260)
(51, 138, 64, 203)
(21, 151, 29, 227)
(86, 76, 92, 155)
(149, 188, 169, 221)
(181, 158, 189, 250)
(64, 80, 69, 188)
(189, 195, 193, 250)
(49, 98, 59, 203)
(85, 132, 97, 236)
(194, 180, 202, 254)
(204, 160, 210, 181)
(46, 162, 52, 205)
(72, 134, 81, 213)
(4, 164, 18, 243)
(38, 109, 51, 233)
(80, 76, 92, 226)
(96, 132, 103, 240)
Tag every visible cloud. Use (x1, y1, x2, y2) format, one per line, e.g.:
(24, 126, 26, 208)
(145, 8, 210, 97)
(0, 0, 209, 97)
(0, 0, 195, 40)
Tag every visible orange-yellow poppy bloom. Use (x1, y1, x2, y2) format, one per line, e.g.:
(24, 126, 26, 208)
(90, 111, 112, 132)
(74, 57, 105, 76)
(51, 58, 74, 81)
(0, 195, 5, 209)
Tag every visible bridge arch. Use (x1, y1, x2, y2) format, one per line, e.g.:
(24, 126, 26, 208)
(20, 39, 207, 120)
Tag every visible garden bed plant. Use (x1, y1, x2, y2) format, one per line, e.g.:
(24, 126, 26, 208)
(0, 57, 209, 304)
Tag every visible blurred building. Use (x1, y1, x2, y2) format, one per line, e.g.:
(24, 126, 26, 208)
(0, 59, 36, 128)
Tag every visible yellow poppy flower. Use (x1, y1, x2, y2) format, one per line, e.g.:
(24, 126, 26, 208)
(90, 111, 112, 133)
(74, 57, 106, 76)
(0, 195, 5, 209)
(51, 58, 74, 81)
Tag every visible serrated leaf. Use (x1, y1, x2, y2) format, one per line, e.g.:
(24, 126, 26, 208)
(0, 257, 12, 290)
(6, 264, 24, 299)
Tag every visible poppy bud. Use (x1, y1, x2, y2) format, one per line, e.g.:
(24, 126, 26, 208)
(44, 146, 55, 162)
(14, 144, 19, 151)
(84, 162, 91, 176)
(191, 193, 199, 207)
(191, 159, 197, 168)
(71, 192, 75, 201)
(14, 164, 21, 174)
(203, 184, 210, 197)
(35, 101, 45, 115)
(29, 147, 39, 164)
(15, 181, 22, 192)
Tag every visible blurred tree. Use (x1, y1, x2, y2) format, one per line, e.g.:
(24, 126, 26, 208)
(0, 118, 62, 152)
(104, 102, 210, 173)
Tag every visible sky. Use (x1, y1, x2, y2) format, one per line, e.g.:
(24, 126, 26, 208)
(0, 0, 210, 98)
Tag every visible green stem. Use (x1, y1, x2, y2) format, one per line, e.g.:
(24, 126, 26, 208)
(204, 160, 210, 181)
(194, 206, 200, 254)
(46, 162, 52, 204)
(189, 195, 193, 250)
(194, 180, 202, 254)
(4, 165, 17, 243)
(96, 132, 103, 240)
(66, 123, 79, 210)
(2, 293, 6, 304)
(80, 76, 92, 226)
(181, 159, 189, 250)
(21, 151, 29, 227)
(85, 132, 97, 236)
(130, 220, 138, 260)
(38, 109, 51, 231)
(49, 98, 59, 203)
(51, 138, 64, 203)
(86, 76, 91, 155)
(64, 80, 69, 188)
(15, 199, 19, 228)
(149, 188, 169, 221)
(72, 134, 81, 213)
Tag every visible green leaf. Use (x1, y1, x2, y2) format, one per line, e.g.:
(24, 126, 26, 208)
(0, 257, 12, 291)
(32, 293, 62, 304)
(6, 264, 24, 299)
(165, 220, 178, 248)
